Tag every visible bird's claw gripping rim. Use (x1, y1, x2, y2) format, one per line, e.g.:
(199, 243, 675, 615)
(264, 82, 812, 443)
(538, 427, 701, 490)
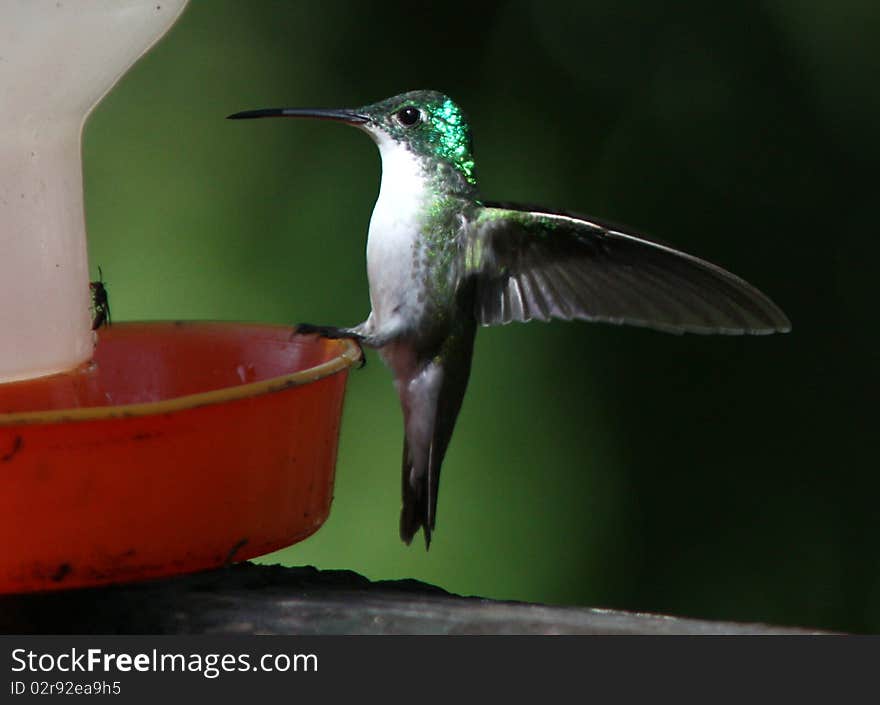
(295, 323, 367, 369)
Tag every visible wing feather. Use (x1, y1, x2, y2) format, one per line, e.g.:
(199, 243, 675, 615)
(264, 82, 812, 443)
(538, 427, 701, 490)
(469, 205, 791, 334)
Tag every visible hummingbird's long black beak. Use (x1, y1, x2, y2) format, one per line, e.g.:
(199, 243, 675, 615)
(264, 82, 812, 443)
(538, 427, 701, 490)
(226, 107, 369, 124)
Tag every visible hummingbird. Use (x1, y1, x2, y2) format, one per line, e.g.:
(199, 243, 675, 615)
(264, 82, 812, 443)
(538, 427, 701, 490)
(228, 90, 790, 548)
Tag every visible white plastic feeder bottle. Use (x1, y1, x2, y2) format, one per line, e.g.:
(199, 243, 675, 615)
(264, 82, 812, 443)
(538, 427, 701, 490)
(0, 0, 188, 382)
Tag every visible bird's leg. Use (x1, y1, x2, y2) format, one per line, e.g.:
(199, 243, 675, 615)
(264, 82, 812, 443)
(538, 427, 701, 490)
(296, 323, 361, 340)
(296, 323, 367, 368)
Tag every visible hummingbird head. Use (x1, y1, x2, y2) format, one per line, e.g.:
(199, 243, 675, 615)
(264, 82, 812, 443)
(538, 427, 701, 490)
(228, 90, 476, 190)
(356, 90, 476, 187)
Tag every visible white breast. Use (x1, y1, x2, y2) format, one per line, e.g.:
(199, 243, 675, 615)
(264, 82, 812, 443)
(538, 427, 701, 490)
(365, 133, 427, 334)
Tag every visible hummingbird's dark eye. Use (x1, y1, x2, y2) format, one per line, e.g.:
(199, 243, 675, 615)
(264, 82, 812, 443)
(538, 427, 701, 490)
(395, 106, 422, 127)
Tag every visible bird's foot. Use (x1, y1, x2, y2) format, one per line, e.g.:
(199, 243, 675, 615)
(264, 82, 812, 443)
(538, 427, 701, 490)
(295, 323, 367, 369)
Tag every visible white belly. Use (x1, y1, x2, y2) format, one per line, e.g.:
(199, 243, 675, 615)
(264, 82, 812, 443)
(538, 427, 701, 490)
(365, 136, 428, 336)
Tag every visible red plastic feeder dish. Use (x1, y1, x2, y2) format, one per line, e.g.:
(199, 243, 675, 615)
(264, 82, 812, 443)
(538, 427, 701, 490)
(0, 321, 360, 594)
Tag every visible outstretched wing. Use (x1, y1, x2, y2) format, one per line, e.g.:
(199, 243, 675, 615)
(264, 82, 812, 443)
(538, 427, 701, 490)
(467, 204, 791, 334)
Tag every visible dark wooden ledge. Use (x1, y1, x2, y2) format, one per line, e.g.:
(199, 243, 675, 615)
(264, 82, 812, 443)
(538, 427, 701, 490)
(0, 563, 827, 635)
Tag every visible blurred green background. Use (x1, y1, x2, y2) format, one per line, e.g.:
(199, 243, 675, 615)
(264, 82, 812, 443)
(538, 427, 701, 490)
(83, 1, 879, 633)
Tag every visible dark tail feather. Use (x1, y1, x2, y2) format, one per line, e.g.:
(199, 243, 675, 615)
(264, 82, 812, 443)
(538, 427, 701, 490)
(398, 373, 449, 550)
(398, 328, 476, 548)
(399, 435, 427, 547)
(400, 436, 418, 544)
